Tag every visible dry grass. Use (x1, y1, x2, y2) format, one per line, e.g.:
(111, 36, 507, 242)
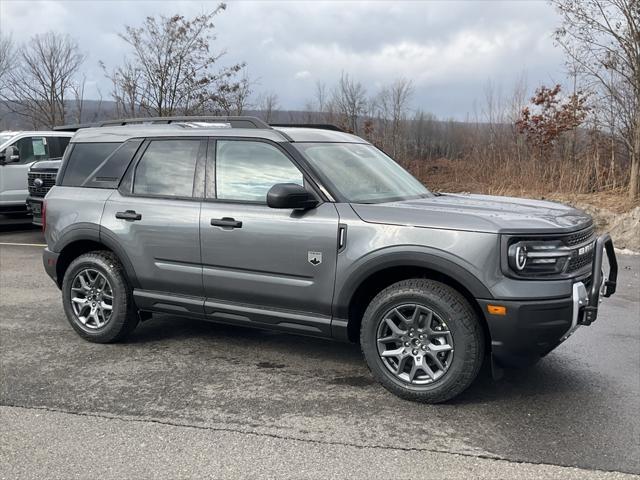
(406, 157, 638, 213)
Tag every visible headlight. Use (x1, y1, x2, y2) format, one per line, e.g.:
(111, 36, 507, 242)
(507, 240, 572, 276)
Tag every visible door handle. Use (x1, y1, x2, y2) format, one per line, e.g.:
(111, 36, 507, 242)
(115, 210, 142, 221)
(210, 217, 242, 229)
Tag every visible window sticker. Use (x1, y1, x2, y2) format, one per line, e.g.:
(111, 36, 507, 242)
(32, 138, 46, 156)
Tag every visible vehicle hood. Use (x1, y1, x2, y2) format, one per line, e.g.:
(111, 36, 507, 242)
(30, 158, 62, 171)
(350, 193, 592, 234)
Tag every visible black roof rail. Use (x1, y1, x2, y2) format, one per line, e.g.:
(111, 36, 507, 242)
(270, 123, 344, 132)
(54, 116, 271, 132)
(54, 123, 96, 132)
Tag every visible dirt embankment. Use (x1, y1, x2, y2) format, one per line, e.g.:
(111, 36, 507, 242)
(578, 205, 639, 252)
(544, 193, 639, 253)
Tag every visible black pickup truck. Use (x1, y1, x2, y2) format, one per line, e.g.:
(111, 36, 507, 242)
(26, 158, 61, 226)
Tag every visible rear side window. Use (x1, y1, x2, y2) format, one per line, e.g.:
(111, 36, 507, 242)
(133, 139, 200, 197)
(60, 143, 120, 187)
(84, 140, 143, 188)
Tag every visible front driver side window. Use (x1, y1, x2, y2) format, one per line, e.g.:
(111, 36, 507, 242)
(215, 140, 303, 202)
(12, 137, 51, 164)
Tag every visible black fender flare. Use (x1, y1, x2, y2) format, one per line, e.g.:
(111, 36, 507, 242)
(332, 247, 493, 337)
(53, 223, 140, 289)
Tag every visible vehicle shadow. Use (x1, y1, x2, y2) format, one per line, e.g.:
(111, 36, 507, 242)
(0, 216, 38, 233)
(127, 313, 587, 402)
(127, 313, 364, 362)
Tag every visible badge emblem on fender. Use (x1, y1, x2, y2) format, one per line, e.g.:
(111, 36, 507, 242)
(308, 251, 322, 266)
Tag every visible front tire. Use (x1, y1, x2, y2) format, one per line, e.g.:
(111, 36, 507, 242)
(62, 251, 138, 343)
(360, 279, 484, 403)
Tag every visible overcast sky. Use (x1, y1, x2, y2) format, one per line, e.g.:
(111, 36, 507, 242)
(0, 0, 569, 119)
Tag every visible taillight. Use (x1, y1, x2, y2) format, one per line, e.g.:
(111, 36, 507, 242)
(42, 200, 47, 233)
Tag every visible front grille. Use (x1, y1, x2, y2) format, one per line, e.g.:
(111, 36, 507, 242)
(567, 248, 595, 272)
(28, 172, 57, 197)
(560, 226, 596, 274)
(563, 226, 595, 247)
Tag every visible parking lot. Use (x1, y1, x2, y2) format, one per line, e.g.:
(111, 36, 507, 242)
(1, 223, 639, 479)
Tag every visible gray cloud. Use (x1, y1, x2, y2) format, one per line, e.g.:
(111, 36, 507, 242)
(0, 0, 568, 119)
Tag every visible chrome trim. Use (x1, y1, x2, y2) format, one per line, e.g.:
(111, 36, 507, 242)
(561, 282, 588, 342)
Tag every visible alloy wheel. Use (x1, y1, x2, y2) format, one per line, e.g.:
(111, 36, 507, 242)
(70, 268, 114, 329)
(376, 304, 454, 385)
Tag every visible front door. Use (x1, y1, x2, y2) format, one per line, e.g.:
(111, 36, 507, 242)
(0, 136, 53, 207)
(101, 138, 206, 312)
(200, 139, 339, 335)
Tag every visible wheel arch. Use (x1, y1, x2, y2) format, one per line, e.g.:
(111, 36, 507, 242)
(333, 250, 492, 345)
(54, 227, 139, 289)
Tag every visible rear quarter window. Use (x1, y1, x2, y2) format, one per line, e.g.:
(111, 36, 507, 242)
(59, 141, 141, 188)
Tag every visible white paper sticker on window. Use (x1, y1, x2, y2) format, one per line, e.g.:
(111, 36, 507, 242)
(32, 138, 46, 156)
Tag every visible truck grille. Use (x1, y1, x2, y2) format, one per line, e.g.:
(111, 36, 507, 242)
(562, 226, 596, 274)
(567, 248, 595, 272)
(28, 172, 57, 197)
(564, 226, 595, 247)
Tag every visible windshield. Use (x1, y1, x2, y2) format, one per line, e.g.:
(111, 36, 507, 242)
(0, 134, 15, 146)
(296, 143, 431, 203)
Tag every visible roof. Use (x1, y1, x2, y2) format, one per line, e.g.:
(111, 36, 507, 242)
(71, 125, 288, 143)
(273, 127, 365, 143)
(0, 130, 74, 137)
(71, 124, 368, 144)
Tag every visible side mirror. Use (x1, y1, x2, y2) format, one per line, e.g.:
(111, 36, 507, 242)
(0, 146, 19, 165)
(267, 183, 319, 210)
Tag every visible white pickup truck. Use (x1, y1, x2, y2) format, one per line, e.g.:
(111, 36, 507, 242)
(0, 131, 72, 217)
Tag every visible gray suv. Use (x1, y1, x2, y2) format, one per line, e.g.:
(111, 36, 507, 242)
(42, 116, 618, 403)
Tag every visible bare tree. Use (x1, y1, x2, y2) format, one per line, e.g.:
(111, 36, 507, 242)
(553, 0, 640, 199)
(378, 78, 414, 157)
(0, 34, 15, 93)
(231, 68, 253, 115)
(315, 81, 327, 113)
(332, 72, 367, 133)
(2, 32, 85, 128)
(101, 59, 144, 118)
(71, 74, 86, 124)
(0, 34, 16, 123)
(105, 5, 245, 117)
(257, 91, 279, 122)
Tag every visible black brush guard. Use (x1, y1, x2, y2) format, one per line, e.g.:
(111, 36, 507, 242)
(581, 233, 618, 326)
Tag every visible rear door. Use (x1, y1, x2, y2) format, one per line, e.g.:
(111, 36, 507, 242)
(199, 139, 339, 335)
(101, 138, 206, 312)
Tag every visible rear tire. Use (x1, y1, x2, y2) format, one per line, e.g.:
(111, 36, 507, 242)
(360, 279, 484, 403)
(61, 251, 138, 343)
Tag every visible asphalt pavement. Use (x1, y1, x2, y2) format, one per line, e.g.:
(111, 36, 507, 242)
(1, 226, 639, 479)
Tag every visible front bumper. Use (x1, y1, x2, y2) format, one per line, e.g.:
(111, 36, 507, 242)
(481, 234, 618, 367)
(26, 196, 44, 226)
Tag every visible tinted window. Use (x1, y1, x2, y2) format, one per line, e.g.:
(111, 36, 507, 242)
(133, 140, 200, 197)
(60, 143, 120, 186)
(53, 137, 71, 157)
(81, 139, 143, 189)
(215, 141, 303, 202)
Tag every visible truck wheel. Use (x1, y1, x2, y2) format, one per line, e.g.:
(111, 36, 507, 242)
(61, 251, 139, 343)
(360, 279, 484, 403)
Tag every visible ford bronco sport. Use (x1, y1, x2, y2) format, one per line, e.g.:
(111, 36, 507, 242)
(42, 116, 618, 403)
